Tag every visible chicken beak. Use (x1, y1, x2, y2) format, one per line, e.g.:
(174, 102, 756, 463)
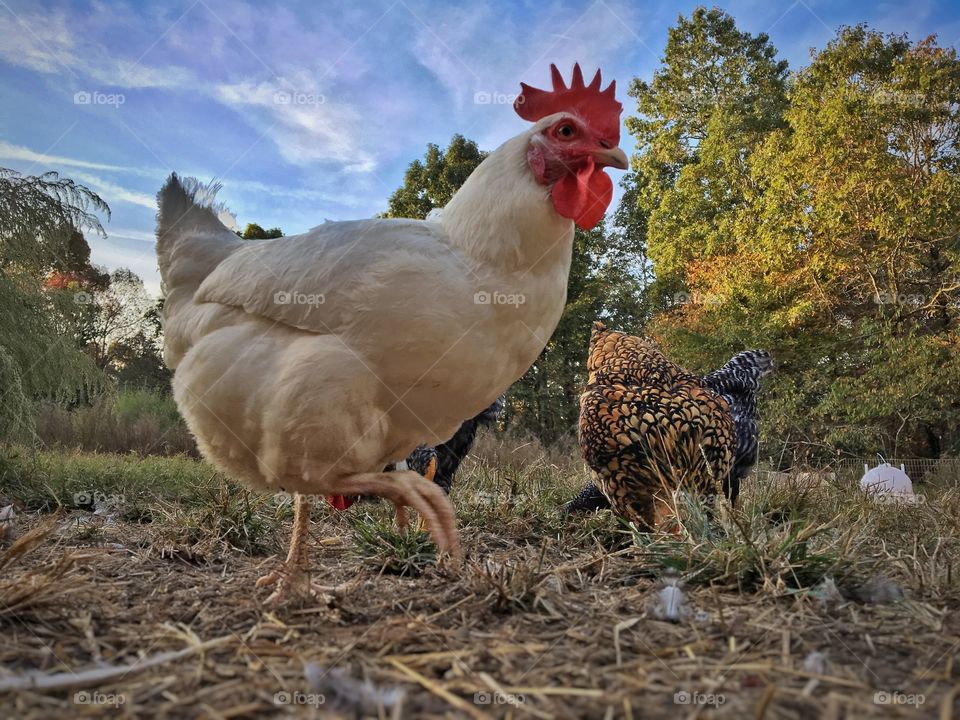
(592, 146, 629, 170)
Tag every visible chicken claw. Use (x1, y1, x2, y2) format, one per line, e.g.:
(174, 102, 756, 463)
(337, 470, 461, 558)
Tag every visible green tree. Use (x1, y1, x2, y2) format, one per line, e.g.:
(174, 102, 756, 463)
(630, 19, 960, 460)
(626, 7, 788, 299)
(747, 27, 960, 458)
(0, 169, 109, 439)
(386, 135, 486, 219)
(238, 223, 283, 239)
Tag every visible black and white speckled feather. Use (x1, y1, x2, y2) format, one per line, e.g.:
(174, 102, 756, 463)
(701, 350, 774, 504)
(565, 342, 773, 516)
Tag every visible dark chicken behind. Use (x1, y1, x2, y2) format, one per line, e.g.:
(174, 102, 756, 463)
(570, 322, 773, 527)
(701, 349, 775, 504)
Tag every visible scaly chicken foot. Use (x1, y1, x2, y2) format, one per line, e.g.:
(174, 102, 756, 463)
(256, 494, 332, 604)
(413, 455, 438, 535)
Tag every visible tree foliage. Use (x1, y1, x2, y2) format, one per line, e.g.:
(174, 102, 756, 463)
(238, 223, 283, 239)
(628, 15, 960, 460)
(385, 135, 487, 219)
(0, 169, 110, 439)
(0, 169, 109, 273)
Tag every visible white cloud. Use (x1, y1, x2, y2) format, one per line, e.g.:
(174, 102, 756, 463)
(408, 0, 646, 150)
(0, 8, 195, 89)
(410, 5, 489, 112)
(0, 141, 155, 175)
(69, 171, 156, 209)
(107, 227, 157, 243)
(217, 178, 369, 208)
(86, 59, 194, 90)
(0, 139, 369, 213)
(0, 8, 77, 75)
(213, 76, 377, 172)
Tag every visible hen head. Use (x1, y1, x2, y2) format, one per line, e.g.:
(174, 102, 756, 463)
(515, 64, 628, 230)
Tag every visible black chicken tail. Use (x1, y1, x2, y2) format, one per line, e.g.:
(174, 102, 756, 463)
(563, 482, 610, 514)
(432, 395, 505, 493)
(702, 350, 775, 504)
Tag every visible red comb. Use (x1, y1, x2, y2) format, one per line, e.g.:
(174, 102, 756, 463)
(515, 63, 622, 143)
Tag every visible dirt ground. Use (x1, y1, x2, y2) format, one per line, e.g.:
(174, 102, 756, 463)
(2, 502, 958, 720)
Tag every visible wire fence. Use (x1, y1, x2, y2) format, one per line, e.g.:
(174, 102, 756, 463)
(759, 458, 960, 486)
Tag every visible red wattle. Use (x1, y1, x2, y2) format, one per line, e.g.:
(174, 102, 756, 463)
(551, 159, 613, 230)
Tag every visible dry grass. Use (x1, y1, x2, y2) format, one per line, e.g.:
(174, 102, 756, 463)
(1, 445, 959, 718)
(33, 391, 198, 457)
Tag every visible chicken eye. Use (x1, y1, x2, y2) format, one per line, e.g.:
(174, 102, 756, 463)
(557, 124, 576, 138)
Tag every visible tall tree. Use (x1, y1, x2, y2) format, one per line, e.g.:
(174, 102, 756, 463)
(0, 169, 109, 439)
(626, 7, 788, 299)
(386, 135, 486, 219)
(745, 27, 960, 457)
(633, 20, 960, 460)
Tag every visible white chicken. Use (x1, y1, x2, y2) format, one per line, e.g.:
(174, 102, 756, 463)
(156, 64, 627, 602)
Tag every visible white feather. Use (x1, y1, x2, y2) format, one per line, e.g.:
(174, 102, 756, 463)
(652, 578, 691, 622)
(155, 116, 576, 496)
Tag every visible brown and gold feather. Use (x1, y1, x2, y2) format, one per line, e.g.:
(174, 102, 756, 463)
(578, 322, 737, 529)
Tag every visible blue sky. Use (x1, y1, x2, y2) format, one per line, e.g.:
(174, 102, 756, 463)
(2, 0, 958, 296)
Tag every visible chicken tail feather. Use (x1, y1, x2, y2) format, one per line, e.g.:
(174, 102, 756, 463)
(156, 173, 241, 293)
(156, 174, 243, 368)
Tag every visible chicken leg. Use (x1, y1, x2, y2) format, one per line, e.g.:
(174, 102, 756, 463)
(413, 455, 439, 534)
(256, 493, 322, 604)
(257, 471, 460, 604)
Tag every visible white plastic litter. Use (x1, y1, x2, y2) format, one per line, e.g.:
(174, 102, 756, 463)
(811, 576, 843, 608)
(304, 662, 404, 713)
(860, 462, 915, 502)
